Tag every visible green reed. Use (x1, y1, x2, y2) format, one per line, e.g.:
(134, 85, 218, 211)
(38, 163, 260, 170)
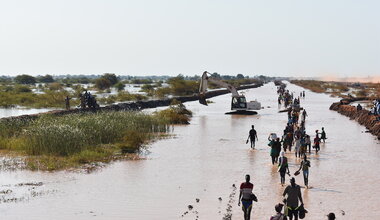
(0, 111, 171, 156)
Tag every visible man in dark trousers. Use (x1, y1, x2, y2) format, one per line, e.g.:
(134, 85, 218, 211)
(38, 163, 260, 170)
(247, 125, 258, 149)
(283, 178, 303, 220)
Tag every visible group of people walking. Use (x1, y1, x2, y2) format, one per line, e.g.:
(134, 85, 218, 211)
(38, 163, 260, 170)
(241, 85, 335, 220)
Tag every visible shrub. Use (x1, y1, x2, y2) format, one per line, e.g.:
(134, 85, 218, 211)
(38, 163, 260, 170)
(154, 100, 192, 124)
(15, 85, 32, 93)
(116, 130, 148, 153)
(47, 82, 63, 91)
(114, 82, 125, 91)
(95, 78, 112, 90)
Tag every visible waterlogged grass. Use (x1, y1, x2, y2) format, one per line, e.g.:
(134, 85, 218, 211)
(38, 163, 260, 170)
(0, 90, 78, 108)
(291, 80, 349, 97)
(0, 107, 192, 170)
(155, 103, 193, 124)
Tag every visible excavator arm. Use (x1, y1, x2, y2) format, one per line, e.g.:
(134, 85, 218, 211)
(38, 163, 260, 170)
(199, 71, 240, 105)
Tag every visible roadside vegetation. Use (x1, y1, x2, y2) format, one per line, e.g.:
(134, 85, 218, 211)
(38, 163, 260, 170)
(0, 102, 192, 170)
(291, 79, 380, 99)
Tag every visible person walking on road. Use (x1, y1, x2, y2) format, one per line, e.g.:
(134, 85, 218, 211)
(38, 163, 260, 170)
(283, 178, 304, 220)
(247, 125, 258, 149)
(278, 152, 290, 185)
(296, 155, 311, 188)
(238, 174, 256, 220)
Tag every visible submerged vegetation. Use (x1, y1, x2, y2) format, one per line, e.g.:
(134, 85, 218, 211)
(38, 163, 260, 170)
(0, 103, 192, 170)
(291, 80, 380, 99)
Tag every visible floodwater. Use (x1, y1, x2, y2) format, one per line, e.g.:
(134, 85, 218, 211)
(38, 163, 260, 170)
(0, 108, 55, 118)
(1, 83, 380, 219)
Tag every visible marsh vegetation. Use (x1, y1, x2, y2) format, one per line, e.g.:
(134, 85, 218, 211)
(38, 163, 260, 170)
(291, 79, 380, 99)
(0, 102, 192, 170)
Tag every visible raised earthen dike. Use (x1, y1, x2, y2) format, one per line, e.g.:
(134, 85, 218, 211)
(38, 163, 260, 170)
(330, 98, 380, 140)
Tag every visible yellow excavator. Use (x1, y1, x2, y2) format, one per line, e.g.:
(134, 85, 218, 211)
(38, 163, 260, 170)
(199, 71, 261, 114)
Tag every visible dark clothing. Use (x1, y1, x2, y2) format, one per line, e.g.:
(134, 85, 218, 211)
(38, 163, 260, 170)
(270, 141, 281, 157)
(249, 129, 257, 149)
(278, 156, 289, 184)
(283, 185, 302, 207)
(278, 157, 288, 172)
(249, 129, 257, 141)
(287, 206, 299, 219)
(300, 160, 310, 171)
(300, 160, 311, 187)
(321, 131, 326, 140)
(313, 137, 320, 152)
(65, 97, 71, 110)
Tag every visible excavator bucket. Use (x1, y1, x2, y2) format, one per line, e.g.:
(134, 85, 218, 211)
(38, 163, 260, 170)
(199, 94, 208, 106)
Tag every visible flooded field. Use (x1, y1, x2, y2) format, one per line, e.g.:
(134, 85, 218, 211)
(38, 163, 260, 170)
(0, 82, 379, 219)
(0, 108, 55, 118)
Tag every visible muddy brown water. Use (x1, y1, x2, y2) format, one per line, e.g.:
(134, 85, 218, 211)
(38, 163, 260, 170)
(1, 82, 380, 219)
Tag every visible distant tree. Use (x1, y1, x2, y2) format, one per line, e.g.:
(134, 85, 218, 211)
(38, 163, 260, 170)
(14, 74, 36, 84)
(236, 74, 244, 79)
(95, 78, 112, 90)
(221, 75, 233, 80)
(211, 72, 221, 79)
(0, 76, 12, 83)
(102, 73, 119, 85)
(38, 74, 55, 83)
(131, 79, 153, 84)
(167, 77, 198, 96)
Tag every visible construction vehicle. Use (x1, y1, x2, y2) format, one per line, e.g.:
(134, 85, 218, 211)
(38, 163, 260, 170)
(199, 71, 261, 114)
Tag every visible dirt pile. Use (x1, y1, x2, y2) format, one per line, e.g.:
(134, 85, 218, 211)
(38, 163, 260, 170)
(330, 100, 380, 139)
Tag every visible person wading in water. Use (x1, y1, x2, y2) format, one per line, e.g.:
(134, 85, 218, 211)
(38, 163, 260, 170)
(269, 137, 282, 165)
(283, 178, 304, 220)
(320, 127, 327, 143)
(247, 125, 258, 149)
(278, 151, 290, 185)
(296, 155, 311, 188)
(238, 174, 256, 220)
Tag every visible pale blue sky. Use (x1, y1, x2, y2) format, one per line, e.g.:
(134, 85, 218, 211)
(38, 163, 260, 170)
(0, 0, 379, 77)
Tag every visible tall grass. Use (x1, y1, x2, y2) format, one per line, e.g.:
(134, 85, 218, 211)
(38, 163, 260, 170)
(0, 111, 171, 156)
(291, 80, 327, 93)
(0, 90, 78, 108)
